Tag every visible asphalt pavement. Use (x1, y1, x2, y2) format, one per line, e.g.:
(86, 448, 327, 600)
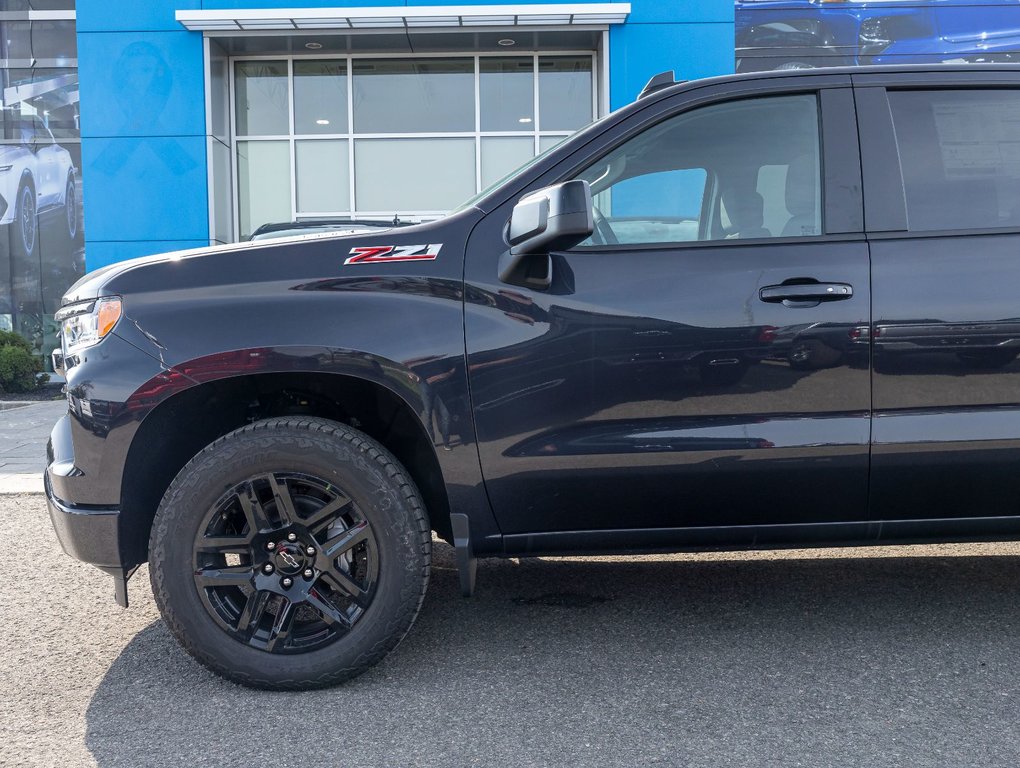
(0, 400, 65, 493)
(4, 493, 1020, 767)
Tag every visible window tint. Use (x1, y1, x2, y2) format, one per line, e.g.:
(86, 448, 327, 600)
(889, 90, 1020, 233)
(574, 94, 821, 246)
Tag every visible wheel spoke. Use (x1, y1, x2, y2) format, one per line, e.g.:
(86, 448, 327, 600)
(304, 494, 353, 533)
(237, 482, 272, 534)
(236, 590, 271, 637)
(268, 474, 298, 526)
(322, 520, 370, 559)
(321, 567, 370, 608)
(194, 564, 255, 588)
(305, 588, 353, 629)
(192, 472, 381, 655)
(265, 598, 296, 652)
(195, 535, 250, 553)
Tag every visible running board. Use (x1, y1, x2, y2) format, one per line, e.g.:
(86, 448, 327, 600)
(449, 513, 477, 597)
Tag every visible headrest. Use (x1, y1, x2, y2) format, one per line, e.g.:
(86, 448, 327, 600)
(722, 188, 765, 229)
(786, 154, 816, 218)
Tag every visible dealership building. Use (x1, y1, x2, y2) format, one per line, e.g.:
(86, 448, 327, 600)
(76, 0, 733, 265)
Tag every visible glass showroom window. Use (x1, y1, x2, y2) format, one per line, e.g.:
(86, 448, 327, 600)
(232, 54, 595, 238)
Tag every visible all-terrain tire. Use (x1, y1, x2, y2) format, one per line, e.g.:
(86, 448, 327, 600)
(148, 417, 431, 690)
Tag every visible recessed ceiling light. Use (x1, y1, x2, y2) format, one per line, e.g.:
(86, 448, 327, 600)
(305, 42, 323, 50)
(316, 119, 330, 125)
(518, 117, 533, 124)
(498, 38, 515, 46)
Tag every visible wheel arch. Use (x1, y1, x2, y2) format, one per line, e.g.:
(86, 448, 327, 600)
(119, 367, 453, 567)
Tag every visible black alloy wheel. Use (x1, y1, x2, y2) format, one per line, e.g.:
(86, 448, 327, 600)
(150, 417, 431, 690)
(193, 472, 378, 654)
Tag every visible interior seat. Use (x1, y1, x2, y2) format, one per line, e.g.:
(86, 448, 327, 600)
(722, 188, 771, 239)
(782, 154, 819, 237)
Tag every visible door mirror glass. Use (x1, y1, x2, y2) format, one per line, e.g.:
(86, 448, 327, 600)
(508, 179, 594, 255)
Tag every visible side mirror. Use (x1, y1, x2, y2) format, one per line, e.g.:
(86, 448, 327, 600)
(508, 179, 594, 255)
(500, 180, 594, 288)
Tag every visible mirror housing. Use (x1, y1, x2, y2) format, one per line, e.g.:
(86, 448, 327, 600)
(508, 180, 594, 256)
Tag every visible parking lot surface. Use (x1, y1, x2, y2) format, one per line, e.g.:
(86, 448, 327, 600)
(3, 493, 1020, 768)
(0, 400, 65, 493)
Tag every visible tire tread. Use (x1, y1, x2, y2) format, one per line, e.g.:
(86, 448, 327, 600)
(148, 417, 431, 690)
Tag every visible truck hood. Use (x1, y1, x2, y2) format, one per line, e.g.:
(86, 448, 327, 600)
(61, 229, 392, 305)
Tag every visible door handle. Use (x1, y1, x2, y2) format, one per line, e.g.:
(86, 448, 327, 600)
(759, 282, 853, 305)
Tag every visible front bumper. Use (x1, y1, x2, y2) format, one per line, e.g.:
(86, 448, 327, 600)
(44, 330, 175, 606)
(45, 416, 123, 568)
(46, 414, 137, 606)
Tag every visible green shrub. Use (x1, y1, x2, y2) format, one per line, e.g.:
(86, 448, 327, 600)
(0, 336, 43, 394)
(0, 329, 32, 353)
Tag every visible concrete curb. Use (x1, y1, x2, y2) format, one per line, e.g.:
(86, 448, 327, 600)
(0, 474, 44, 494)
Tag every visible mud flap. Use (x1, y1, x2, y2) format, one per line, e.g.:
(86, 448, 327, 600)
(449, 513, 477, 597)
(99, 564, 139, 608)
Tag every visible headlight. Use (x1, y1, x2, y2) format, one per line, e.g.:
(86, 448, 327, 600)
(56, 297, 123, 356)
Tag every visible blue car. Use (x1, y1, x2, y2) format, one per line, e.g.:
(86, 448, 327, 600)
(736, 0, 1020, 72)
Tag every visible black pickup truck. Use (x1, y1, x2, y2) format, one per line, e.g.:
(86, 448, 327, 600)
(47, 65, 1020, 689)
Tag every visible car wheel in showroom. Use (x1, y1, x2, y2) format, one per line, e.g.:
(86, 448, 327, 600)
(65, 173, 78, 243)
(13, 178, 37, 258)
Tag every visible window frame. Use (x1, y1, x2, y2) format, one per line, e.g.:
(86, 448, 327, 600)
(483, 75, 861, 255)
(228, 51, 598, 238)
(853, 70, 1020, 240)
(558, 82, 862, 252)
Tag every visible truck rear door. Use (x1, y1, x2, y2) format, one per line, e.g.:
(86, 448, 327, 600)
(855, 69, 1020, 527)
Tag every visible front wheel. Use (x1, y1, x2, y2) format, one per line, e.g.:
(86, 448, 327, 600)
(149, 417, 431, 690)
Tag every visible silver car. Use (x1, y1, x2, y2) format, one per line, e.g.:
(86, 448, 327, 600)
(0, 114, 78, 256)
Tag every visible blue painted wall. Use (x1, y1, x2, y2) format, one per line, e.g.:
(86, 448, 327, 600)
(78, 0, 209, 268)
(76, 0, 735, 269)
(610, 1, 734, 108)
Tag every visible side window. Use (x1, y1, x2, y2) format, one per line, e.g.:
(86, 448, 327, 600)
(575, 94, 822, 246)
(888, 90, 1020, 233)
(602, 168, 707, 244)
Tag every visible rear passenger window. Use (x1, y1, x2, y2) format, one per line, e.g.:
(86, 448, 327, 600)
(889, 90, 1020, 232)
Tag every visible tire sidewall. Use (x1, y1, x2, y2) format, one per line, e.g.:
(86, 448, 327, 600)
(14, 179, 36, 258)
(150, 419, 428, 687)
(65, 174, 78, 241)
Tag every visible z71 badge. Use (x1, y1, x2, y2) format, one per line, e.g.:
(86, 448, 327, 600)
(344, 244, 443, 265)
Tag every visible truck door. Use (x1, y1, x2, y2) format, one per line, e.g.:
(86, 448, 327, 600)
(855, 70, 1020, 524)
(464, 76, 872, 540)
